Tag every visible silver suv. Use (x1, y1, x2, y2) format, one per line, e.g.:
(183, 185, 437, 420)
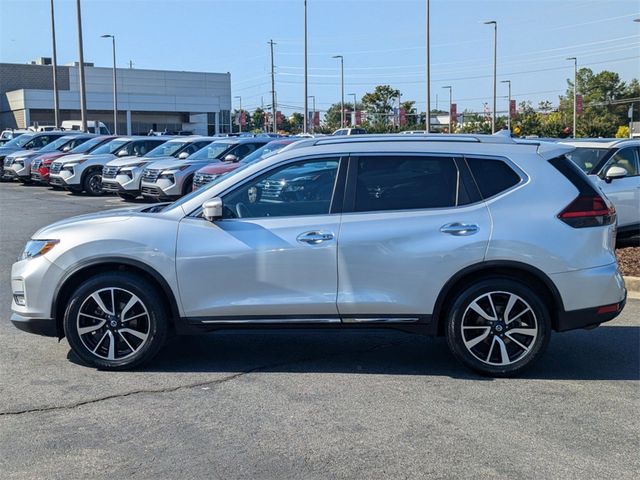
(101, 136, 217, 200)
(140, 137, 269, 201)
(10, 135, 626, 376)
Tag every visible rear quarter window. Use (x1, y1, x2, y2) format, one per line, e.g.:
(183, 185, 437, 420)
(466, 158, 521, 199)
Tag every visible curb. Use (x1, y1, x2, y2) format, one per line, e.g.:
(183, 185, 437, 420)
(624, 276, 640, 300)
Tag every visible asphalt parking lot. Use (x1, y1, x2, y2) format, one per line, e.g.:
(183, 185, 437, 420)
(0, 182, 638, 479)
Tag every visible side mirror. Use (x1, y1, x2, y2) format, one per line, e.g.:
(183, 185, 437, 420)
(224, 154, 238, 163)
(202, 197, 223, 221)
(117, 149, 129, 157)
(62, 146, 71, 152)
(604, 165, 627, 183)
(178, 151, 190, 159)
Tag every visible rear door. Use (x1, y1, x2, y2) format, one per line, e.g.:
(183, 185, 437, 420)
(336, 154, 491, 321)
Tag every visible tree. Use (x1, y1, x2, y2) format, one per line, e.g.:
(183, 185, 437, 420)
(361, 85, 400, 128)
(323, 102, 355, 130)
(251, 107, 266, 131)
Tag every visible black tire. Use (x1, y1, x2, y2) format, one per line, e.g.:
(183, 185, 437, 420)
(118, 192, 138, 201)
(63, 272, 168, 370)
(181, 176, 193, 197)
(83, 169, 104, 196)
(445, 278, 551, 377)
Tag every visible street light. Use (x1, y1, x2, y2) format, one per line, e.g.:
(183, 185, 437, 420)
(50, 0, 60, 128)
(307, 95, 316, 133)
(484, 20, 497, 133)
(303, 0, 308, 134)
(234, 95, 242, 133)
(76, 0, 88, 132)
(332, 55, 344, 127)
(349, 93, 357, 126)
(567, 57, 577, 138)
(425, 0, 431, 132)
(442, 85, 452, 133)
(501, 79, 511, 131)
(101, 34, 118, 135)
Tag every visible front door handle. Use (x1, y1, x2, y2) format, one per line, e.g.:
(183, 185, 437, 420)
(297, 231, 335, 245)
(440, 222, 480, 236)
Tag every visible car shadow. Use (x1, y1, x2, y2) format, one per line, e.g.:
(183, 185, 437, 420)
(67, 325, 640, 381)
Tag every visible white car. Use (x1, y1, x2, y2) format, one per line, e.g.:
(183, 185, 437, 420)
(562, 139, 640, 240)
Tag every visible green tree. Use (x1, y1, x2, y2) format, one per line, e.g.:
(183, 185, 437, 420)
(323, 102, 355, 130)
(361, 85, 400, 128)
(251, 107, 266, 131)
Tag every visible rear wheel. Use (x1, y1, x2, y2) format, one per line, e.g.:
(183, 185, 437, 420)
(83, 169, 103, 196)
(63, 272, 168, 370)
(445, 278, 551, 377)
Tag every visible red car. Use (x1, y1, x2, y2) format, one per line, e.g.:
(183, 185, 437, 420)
(192, 138, 299, 190)
(31, 135, 115, 185)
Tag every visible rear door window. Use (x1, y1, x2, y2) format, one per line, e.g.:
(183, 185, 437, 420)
(466, 157, 521, 199)
(351, 156, 463, 212)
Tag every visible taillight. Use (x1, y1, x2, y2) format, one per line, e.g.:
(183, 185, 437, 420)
(558, 194, 616, 228)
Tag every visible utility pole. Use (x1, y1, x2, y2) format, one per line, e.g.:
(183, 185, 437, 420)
(501, 79, 511, 131)
(484, 20, 497, 133)
(234, 95, 242, 133)
(50, 0, 60, 127)
(101, 34, 118, 134)
(303, 0, 308, 134)
(269, 39, 277, 133)
(425, 0, 430, 132)
(350, 93, 357, 126)
(332, 55, 344, 127)
(567, 57, 577, 138)
(75, 0, 88, 132)
(308, 95, 316, 133)
(442, 85, 452, 133)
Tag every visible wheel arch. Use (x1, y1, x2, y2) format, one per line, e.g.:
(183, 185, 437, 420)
(52, 257, 180, 339)
(432, 260, 565, 336)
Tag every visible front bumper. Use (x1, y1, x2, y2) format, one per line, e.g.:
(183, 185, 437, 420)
(49, 168, 80, 187)
(101, 171, 142, 193)
(4, 164, 30, 180)
(11, 313, 57, 337)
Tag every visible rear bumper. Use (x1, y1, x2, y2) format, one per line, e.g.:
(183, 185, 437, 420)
(11, 313, 57, 337)
(556, 293, 626, 331)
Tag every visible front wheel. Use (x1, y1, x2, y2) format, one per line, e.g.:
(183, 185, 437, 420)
(445, 279, 551, 377)
(83, 170, 104, 196)
(63, 272, 168, 370)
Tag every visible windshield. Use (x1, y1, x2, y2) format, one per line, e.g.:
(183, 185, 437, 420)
(145, 141, 188, 158)
(167, 162, 255, 211)
(38, 136, 73, 153)
(565, 148, 609, 174)
(70, 136, 109, 154)
(3, 133, 34, 148)
(188, 142, 233, 161)
(239, 142, 292, 164)
(91, 138, 130, 155)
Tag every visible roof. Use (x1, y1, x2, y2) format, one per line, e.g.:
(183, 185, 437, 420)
(559, 138, 640, 149)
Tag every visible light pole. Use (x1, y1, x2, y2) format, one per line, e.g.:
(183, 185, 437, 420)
(425, 0, 430, 132)
(567, 57, 577, 138)
(75, 0, 88, 132)
(349, 93, 357, 126)
(442, 85, 452, 133)
(50, 0, 60, 127)
(484, 20, 497, 133)
(269, 39, 277, 133)
(234, 95, 242, 133)
(501, 79, 511, 131)
(101, 34, 118, 134)
(307, 95, 316, 133)
(332, 55, 344, 128)
(303, 0, 308, 134)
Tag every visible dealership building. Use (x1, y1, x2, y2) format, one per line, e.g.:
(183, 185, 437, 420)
(0, 58, 232, 135)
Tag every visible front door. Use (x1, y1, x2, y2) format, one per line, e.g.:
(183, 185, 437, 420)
(176, 157, 343, 321)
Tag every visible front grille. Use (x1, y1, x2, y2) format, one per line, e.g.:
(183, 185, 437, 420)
(102, 166, 119, 179)
(101, 181, 122, 192)
(141, 186, 163, 197)
(50, 162, 63, 174)
(4, 157, 14, 167)
(49, 177, 65, 186)
(259, 179, 285, 199)
(193, 173, 218, 189)
(32, 159, 42, 171)
(142, 168, 161, 183)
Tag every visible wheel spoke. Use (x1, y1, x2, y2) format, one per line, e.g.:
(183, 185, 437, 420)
(120, 294, 141, 320)
(118, 330, 137, 353)
(92, 331, 108, 353)
(110, 289, 116, 316)
(91, 292, 114, 316)
(106, 331, 115, 360)
(79, 312, 107, 322)
(503, 294, 518, 323)
(469, 299, 497, 322)
(78, 320, 106, 336)
(464, 327, 491, 349)
(487, 294, 498, 320)
(505, 332, 530, 351)
(121, 312, 146, 323)
(508, 327, 537, 337)
(485, 336, 496, 362)
(495, 336, 510, 365)
(506, 307, 531, 325)
(119, 327, 148, 342)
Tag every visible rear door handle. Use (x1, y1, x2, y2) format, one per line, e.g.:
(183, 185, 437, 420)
(297, 231, 335, 244)
(440, 222, 480, 236)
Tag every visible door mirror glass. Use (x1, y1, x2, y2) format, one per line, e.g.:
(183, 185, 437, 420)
(605, 165, 627, 181)
(178, 151, 190, 159)
(62, 145, 71, 152)
(224, 154, 238, 163)
(117, 149, 129, 157)
(203, 197, 223, 221)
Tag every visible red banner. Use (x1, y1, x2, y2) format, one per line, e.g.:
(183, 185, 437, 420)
(313, 111, 320, 127)
(276, 111, 284, 128)
(240, 111, 247, 127)
(399, 108, 406, 126)
(509, 99, 516, 118)
(576, 94, 583, 115)
(450, 103, 457, 124)
(355, 111, 362, 125)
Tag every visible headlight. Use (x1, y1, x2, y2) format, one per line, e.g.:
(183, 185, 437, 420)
(21, 239, 59, 260)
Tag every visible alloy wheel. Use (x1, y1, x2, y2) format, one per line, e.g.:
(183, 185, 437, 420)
(76, 287, 151, 361)
(461, 291, 538, 366)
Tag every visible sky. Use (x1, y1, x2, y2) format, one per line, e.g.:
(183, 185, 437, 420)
(1, 0, 639, 117)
